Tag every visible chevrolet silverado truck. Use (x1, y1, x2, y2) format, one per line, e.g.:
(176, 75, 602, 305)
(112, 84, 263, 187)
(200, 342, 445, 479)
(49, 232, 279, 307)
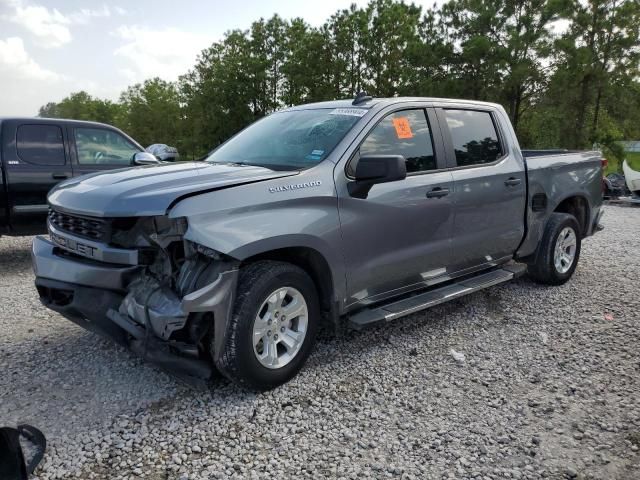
(0, 118, 158, 236)
(32, 96, 604, 390)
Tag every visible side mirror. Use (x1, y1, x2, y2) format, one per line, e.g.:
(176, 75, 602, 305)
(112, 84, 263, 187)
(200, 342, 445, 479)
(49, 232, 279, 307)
(132, 152, 161, 166)
(348, 154, 407, 198)
(145, 144, 180, 162)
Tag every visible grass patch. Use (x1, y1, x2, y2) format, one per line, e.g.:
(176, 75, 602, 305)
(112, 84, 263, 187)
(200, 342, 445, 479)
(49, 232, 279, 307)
(605, 151, 640, 175)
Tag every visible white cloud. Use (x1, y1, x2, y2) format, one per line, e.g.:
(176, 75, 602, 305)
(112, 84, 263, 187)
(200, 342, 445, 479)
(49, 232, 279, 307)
(0, 35, 112, 116)
(0, 35, 69, 116)
(1, 1, 112, 48)
(67, 5, 111, 25)
(113, 25, 211, 82)
(0, 36, 60, 80)
(5, 2, 71, 48)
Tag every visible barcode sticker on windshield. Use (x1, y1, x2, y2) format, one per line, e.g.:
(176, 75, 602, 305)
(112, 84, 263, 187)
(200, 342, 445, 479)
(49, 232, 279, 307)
(329, 108, 368, 117)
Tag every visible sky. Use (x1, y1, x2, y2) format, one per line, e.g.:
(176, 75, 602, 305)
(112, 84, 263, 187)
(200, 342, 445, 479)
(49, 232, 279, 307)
(0, 0, 444, 116)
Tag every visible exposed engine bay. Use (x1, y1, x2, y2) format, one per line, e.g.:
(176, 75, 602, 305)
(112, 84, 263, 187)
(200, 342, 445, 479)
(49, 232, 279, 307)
(36, 212, 240, 383)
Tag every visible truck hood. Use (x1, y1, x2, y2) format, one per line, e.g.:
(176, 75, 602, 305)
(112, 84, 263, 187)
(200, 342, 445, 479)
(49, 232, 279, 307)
(48, 162, 298, 217)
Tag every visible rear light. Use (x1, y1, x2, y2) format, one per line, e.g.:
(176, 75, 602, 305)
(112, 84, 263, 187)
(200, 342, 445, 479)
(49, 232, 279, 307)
(601, 158, 608, 170)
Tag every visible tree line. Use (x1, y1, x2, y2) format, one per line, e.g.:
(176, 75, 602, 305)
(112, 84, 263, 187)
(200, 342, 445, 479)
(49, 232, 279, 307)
(39, 0, 640, 164)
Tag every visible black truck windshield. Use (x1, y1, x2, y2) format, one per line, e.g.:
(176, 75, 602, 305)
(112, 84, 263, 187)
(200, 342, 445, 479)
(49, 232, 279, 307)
(205, 108, 365, 170)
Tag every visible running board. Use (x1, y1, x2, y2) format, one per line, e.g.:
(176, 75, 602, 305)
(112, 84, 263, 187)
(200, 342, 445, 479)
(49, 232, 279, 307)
(348, 264, 526, 330)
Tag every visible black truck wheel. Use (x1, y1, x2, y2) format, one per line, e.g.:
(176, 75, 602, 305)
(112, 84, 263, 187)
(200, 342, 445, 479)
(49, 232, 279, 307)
(527, 212, 582, 285)
(215, 261, 319, 391)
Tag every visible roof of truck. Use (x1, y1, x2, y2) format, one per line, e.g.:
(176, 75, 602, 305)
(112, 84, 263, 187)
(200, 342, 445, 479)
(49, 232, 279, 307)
(0, 117, 116, 128)
(284, 97, 503, 112)
(0, 117, 144, 149)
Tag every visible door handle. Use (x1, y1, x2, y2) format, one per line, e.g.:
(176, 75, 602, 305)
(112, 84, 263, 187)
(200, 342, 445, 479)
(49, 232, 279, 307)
(52, 173, 68, 180)
(504, 177, 521, 187)
(426, 187, 450, 198)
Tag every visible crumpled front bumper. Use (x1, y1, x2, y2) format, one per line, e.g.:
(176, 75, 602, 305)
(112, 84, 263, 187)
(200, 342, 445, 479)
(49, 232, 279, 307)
(32, 235, 239, 379)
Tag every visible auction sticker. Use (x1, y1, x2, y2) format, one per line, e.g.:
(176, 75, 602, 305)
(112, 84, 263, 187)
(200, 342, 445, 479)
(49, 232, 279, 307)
(329, 108, 368, 117)
(392, 117, 413, 139)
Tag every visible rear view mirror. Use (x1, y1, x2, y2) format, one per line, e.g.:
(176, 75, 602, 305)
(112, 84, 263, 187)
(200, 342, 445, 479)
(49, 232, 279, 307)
(348, 154, 407, 198)
(132, 152, 161, 166)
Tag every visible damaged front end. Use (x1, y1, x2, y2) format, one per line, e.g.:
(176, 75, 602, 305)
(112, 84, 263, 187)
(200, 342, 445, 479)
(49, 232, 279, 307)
(33, 213, 239, 383)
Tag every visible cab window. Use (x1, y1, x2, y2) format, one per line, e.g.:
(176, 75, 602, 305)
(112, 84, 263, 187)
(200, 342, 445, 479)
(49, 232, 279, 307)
(444, 110, 503, 167)
(360, 109, 436, 173)
(16, 124, 66, 166)
(75, 128, 139, 165)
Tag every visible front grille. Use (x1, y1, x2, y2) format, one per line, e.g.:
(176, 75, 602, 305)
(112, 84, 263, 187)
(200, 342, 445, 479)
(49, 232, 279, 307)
(48, 209, 111, 241)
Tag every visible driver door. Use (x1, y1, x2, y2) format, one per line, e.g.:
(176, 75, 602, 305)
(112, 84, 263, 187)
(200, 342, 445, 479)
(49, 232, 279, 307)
(336, 107, 455, 307)
(70, 126, 141, 177)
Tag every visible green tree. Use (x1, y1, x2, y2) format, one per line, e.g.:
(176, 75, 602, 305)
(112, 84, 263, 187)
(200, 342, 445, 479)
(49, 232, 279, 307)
(549, 0, 640, 149)
(324, 5, 369, 98)
(280, 19, 335, 105)
(179, 30, 256, 158)
(440, 0, 568, 136)
(38, 91, 122, 125)
(499, 0, 570, 133)
(362, 0, 423, 96)
(400, 7, 454, 97)
(37, 0, 640, 158)
(440, 0, 507, 101)
(119, 78, 182, 149)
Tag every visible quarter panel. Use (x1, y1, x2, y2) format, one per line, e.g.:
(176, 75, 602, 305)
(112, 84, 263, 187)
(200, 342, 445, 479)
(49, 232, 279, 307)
(517, 152, 603, 258)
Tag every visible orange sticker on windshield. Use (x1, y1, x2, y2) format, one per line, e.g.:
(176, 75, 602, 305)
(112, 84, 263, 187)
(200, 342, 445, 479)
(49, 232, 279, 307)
(392, 117, 413, 139)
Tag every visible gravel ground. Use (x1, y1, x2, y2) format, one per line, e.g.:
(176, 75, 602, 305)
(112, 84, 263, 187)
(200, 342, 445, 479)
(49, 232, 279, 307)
(1, 205, 639, 480)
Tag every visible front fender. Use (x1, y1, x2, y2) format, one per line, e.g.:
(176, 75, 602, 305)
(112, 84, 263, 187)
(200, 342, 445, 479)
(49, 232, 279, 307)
(168, 173, 346, 307)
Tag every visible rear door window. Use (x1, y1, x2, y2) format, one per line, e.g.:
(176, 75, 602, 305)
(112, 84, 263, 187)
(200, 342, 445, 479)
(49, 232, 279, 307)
(360, 109, 437, 173)
(16, 125, 66, 166)
(443, 110, 503, 167)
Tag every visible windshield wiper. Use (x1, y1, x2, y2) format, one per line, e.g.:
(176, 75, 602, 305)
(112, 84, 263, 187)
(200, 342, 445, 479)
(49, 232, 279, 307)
(208, 160, 301, 172)
(207, 160, 251, 167)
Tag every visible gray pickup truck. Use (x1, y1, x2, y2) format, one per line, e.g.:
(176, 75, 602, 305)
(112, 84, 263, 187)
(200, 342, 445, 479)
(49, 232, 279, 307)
(32, 96, 604, 390)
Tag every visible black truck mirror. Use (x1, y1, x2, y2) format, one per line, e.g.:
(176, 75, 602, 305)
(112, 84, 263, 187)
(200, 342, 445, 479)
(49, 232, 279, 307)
(348, 154, 407, 198)
(353, 154, 407, 182)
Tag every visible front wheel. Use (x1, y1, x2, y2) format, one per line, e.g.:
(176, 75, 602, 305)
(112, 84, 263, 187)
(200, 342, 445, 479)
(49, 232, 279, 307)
(527, 212, 582, 285)
(214, 261, 319, 391)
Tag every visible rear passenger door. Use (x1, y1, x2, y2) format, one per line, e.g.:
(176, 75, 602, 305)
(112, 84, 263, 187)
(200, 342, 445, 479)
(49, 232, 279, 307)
(70, 127, 141, 177)
(437, 107, 526, 273)
(4, 123, 72, 233)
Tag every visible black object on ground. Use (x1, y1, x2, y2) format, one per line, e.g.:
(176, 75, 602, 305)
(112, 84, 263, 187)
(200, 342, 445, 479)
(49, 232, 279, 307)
(0, 424, 46, 480)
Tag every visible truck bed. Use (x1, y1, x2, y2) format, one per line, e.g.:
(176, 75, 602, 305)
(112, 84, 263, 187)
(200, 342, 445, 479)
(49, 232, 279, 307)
(517, 150, 603, 259)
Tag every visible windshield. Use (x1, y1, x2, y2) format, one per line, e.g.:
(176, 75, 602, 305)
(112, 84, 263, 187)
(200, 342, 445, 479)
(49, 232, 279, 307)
(205, 108, 366, 170)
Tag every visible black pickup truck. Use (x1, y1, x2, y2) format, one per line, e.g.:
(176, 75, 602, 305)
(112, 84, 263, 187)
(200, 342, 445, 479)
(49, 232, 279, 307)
(0, 118, 157, 236)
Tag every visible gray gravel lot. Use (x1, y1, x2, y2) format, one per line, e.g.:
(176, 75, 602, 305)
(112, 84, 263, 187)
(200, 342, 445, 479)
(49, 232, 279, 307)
(1, 205, 639, 480)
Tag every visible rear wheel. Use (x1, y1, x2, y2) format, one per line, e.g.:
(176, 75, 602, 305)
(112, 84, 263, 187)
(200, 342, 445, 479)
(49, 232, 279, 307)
(527, 212, 581, 285)
(214, 261, 319, 391)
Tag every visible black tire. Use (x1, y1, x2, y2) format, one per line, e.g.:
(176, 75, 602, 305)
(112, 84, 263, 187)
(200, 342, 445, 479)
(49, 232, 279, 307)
(214, 260, 319, 391)
(527, 212, 582, 285)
